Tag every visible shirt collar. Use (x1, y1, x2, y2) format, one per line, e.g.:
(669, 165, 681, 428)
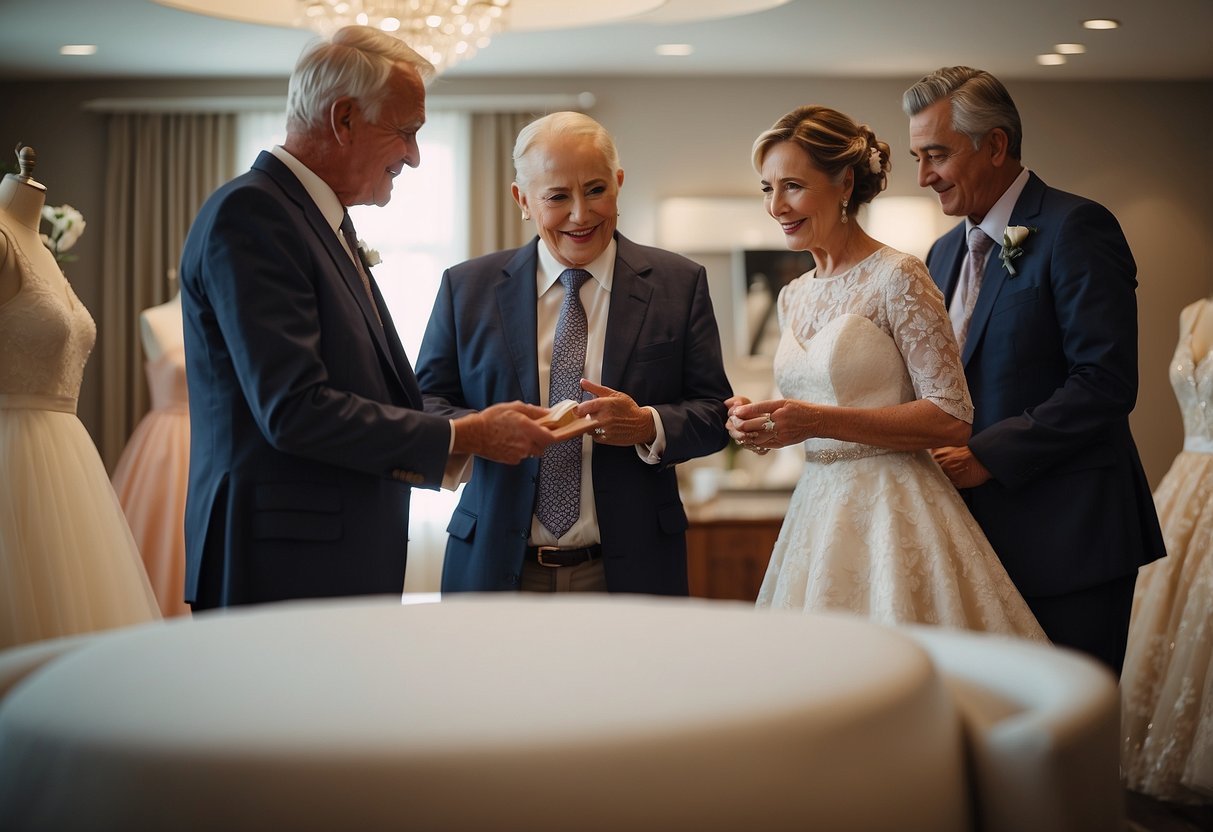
(536, 237, 617, 297)
(969, 167, 1031, 245)
(270, 145, 345, 236)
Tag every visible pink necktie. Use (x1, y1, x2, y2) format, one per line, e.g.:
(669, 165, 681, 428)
(950, 227, 995, 351)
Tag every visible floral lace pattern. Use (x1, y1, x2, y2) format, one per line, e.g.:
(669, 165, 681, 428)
(756, 247, 1045, 640)
(0, 225, 95, 401)
(1121, 301, 1213, 803)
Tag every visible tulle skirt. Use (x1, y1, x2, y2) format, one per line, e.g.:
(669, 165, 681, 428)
(1121, 449, 1213, 803)
(0, 407, 161, 649)
(757, 449, 1047, 641)
(111, 405, 191, 617)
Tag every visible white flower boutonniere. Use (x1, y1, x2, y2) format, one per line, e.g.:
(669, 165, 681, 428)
(356, 239, 382, 268)
(1000, 225, 1036, 276)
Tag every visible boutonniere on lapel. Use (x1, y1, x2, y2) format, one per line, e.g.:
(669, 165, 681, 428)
(356, 239, 382, 269)
(999, 225, 1036, 276)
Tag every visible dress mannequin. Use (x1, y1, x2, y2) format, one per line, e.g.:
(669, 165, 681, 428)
(0, 146, 50, 306)
(0, 145, 161, 648)
(112, 281, 192, 617)
(139, 280, 183, 362)
(1121, 296, 1213, 803)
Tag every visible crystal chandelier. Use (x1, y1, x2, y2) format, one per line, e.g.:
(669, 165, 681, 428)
(298, 1, 512, 72)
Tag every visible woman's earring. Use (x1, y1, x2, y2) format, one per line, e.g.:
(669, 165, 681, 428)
(521, 210, 530, 221)
(840, 198, 849, 224)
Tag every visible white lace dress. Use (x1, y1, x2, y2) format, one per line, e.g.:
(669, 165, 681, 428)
(1121, 300, 1213, 803)
(756, 247, 1046, 639)
(0, 224, 160, 649)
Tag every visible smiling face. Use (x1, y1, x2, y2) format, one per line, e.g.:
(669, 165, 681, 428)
(512, 133, 623, 268)
(908, 98, 1007, 222)
(344, 63, 426, 207)
(760, 141, 850, 256)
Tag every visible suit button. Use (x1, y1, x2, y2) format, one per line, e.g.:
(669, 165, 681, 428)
(518, 530, 527, 539)
(507, 574, 519, 586)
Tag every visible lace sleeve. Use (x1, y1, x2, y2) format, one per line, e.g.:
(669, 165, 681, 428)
(883, 252, 973, 423)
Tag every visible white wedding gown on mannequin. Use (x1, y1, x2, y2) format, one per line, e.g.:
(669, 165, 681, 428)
(0, 226, 160, 649)
(756, 246, 1045, 640)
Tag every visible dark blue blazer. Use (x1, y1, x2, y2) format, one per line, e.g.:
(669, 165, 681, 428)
(926, 172, 1164, 598)
(415, 234, 732, 594)
(179, 151, 450, 606)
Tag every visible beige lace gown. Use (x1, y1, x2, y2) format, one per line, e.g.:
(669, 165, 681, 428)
(1121, 300, 1213, 804)
(756, 247, 1046, 639)
(0, 225, 160, 649)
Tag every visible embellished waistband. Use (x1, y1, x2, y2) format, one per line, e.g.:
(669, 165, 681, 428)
(1183, 436, 1213, 455)
(0, 393, 78, 414)
(804, 445, 894, 464)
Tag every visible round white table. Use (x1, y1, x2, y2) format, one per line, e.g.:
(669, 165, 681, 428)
(0, 595, 968, 831)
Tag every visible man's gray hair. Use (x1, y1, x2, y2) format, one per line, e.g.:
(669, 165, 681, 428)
(286, 25, 435, 133)
(902, 66, 1023, 160)
(513, 112, 621, 191)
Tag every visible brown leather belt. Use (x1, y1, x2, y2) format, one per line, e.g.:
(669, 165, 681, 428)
(529, 544, 603, 568)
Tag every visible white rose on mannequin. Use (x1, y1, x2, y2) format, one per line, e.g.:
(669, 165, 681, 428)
(40, 204, 86, 263)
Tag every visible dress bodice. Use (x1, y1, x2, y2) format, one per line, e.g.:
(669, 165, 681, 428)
(1169, 300, 1213, 450)
(773, 246, 972, 458)
(0, 224, 96, 403)
(146, 344, 189, 412)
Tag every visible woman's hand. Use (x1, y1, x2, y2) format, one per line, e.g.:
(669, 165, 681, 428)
(727, 398, 815, 453)
(576, 380, 656, 446)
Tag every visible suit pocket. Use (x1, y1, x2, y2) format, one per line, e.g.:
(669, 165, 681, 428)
(992, 285, 1039, 316)
(634, 339, 677, 363)
(251, 482, 342, 542)
(447, 506, 477, 542)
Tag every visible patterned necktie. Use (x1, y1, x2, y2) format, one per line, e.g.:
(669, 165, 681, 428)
(535, 268, 592, 539)
(339, 211, 382, 327)
(950, 226, 995, 351)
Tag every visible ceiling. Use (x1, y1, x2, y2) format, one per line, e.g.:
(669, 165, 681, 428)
(1, 0, 1211, 82)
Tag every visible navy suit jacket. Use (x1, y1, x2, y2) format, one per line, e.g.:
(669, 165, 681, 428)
(179, 151, 450, 606)
(415, 234, 732, 594)
(926, 172, 1164, 598)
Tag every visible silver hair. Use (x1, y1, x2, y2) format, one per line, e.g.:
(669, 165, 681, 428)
(902, 66, 1023, 160)
(512, 112, 621, 191)
(286, 25, 434, 133)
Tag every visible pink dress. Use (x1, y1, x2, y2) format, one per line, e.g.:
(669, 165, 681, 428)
(111, 345, 191, 617)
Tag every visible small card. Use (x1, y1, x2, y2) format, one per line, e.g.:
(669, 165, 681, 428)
(536, 399, 598, 441)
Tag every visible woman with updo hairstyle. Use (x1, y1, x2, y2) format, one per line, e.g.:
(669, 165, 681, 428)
(727, 105, 1046, 639)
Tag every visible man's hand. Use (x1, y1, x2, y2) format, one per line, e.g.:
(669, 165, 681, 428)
(452, 401, 554, 465)
(931, 445, 992, 489)
(576, 380, 656, 446)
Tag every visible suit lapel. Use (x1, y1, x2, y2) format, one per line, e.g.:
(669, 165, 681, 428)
(252, 152, 414, 400)
(962, 173, 1047, 365)
(496, 242, 542, 404)
(601, 234, 653, 390)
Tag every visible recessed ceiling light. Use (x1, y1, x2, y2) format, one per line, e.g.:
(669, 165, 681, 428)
(59, 44, 97, 56)
(1082, 18, 1121, 30)
(1054, 43, 1087, 54)
(1036, 54, 1067, 66)
(656, 43, 694, 57)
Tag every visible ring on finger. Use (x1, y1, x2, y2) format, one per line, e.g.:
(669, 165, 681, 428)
(762, 414, 776, 433)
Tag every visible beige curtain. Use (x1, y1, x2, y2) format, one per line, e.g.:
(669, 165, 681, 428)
(467, 111, 539, 258)
(99, 113, 235, 467)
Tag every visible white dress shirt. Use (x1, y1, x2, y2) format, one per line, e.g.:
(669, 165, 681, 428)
(529, 239, 667, 548)
(954, 167, 1032, 315)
